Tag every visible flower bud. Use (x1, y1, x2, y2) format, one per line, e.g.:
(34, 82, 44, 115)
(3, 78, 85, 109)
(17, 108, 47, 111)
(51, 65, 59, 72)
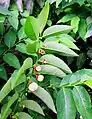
(36, 74, 44, 82)
(28, 82, 38, 92)
(35, 66, 41, 72)
(39, 49, 45, 55)
(34, 65, 41, 72)
(41, 59, 47, 64)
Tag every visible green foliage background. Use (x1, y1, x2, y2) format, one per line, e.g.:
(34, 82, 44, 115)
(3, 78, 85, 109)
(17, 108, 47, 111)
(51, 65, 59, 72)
(0, 0, 92, 119)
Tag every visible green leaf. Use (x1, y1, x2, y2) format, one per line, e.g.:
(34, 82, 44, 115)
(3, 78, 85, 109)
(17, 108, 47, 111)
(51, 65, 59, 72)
(0, 15, 5, 23)
(8, 16, 18, 30)
(76, 53, 86, 69)
(3, 53, 20, 69)
(4, 28, 16, 48)
(0, 79, 11, 103)
(16, 43, 28, 54)
(44, 34, 76, 43)
(0, 70, 26, 102)
(38, 2, 50, 34)
(26, 40, 39, 54)
(40, 64, 66, 78)
(57, 14, 75, 23)
(43, 41, 78, 57)
(39, 54, 72, 73)
(33, 86, 57, 113)
(24, 16, 39, 40)
(0, 64, 7, 80)
(60, 69, 92, 88)
(84, 80, 92, 89)
(73, 86, 92, 119)
(86, 25, 92, 38)
(1, 93, 19, 119)
(71, 16, 80, 34)
(18, 27, 26, 41)
(42, 25, 74, 38)
(8, 10, 19, 30)
(1, 105, 12, 119)
(56, 88, 76, 119)
(0, 6, 11, 15)
(11, 58, 33, 89)
(57, 34, 79, 50)
(18, 112, 33, 119)
(22, 100, 44, 116)
(78, 19, 87, 40)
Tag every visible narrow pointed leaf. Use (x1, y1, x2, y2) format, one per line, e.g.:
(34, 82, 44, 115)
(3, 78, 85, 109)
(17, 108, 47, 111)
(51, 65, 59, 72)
(43, 41, 78, 57)
(24, 16, 39, 40)
(73, 86, 92, 119)
(3, 53, 20, 69)
(18, 112, 33, 119)
(1, 93, 19, 119)
(39, 54, 72, 73)
(43, 25, 74, 38)
(22, 100, 44, 116)
(0, 70, 26, 102)
(56, 88, 76, 119)
(11, 58, 33, 89)
(38, 2, 50, 34)
(40, 64, 66, 78)
(57, 34, 79, 50)
(33, 86, 57, 113)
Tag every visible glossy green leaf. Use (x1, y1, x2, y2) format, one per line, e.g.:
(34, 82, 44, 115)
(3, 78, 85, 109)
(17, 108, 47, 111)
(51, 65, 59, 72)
(43, 41, 78, 57)
(4, 28, 16, 48)
(26, 40, 39, 54)
(57, 34, 79, 50)
(73, 86, 92, 119)
(33, 86, 57, 113)
(11, 58, 33, 89)
(0, 15, 5, 23)
(42, 25, 74, 38)
(1, 105, 12, 119)
(0, 79, 11, 103)
(57, 14, 75, 23)
(56, 88, 76, 119)
(40, 64, 66, 78)
(60, 69, 92, 88)
(71, 16, 80, 34)
(38, 2, 50, 34)
(22, 100, 44, 116)
(0, 64, 7, 80)
(39, 54, 72, 73)
(84, 80, 92, 89)
(0, 70, 26, 102)
(44, 34, 76, 42)
(24, 16, 39, 40)
(3, 53, 20, 69)
(18, 27, 26, 41)
(0, 6, 11, 15)
(18, 112, 33, 119)
(8, 17, 18, 30)
(79, 19, 87, 40)
(1, 93, 19, 119)
(8, 10, 19, 30)
(16, 43, 28, 54)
